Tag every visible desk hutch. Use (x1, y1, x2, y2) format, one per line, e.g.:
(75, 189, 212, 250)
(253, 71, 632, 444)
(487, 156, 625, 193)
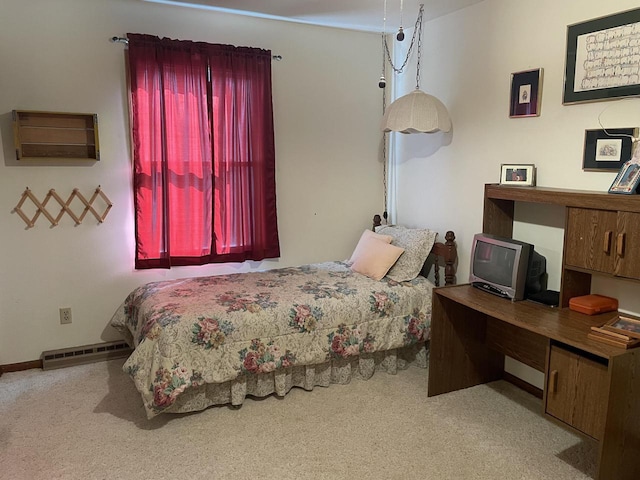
(428, 184, 640, 480)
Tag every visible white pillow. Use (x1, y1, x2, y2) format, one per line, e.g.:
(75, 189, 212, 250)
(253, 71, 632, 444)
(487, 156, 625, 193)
(350, 235, 405, 281)
(375, 225, 438, 282)
(348, 229, 394, 263)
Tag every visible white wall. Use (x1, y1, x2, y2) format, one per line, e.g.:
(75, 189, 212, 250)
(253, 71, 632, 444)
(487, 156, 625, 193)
(0, 0, 383, 364)
(394, 0, 640, 317)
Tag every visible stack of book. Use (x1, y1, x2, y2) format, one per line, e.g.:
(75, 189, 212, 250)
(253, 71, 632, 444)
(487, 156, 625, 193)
(589, 315, 640, 349)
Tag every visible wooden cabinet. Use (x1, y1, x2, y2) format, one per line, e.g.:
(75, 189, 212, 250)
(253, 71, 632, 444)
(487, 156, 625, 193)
(545, 343, 608, 440)
(13, 110, 100, 161)
(565, 208, 640, 280)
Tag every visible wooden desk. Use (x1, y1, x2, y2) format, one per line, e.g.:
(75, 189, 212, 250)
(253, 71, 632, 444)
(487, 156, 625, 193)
(428, 284, 640, 480)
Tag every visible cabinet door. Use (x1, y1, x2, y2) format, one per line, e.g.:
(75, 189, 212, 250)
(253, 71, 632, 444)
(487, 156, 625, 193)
(565, 208, 617, 274)
(545, 345, 609, 440)
(614, 212, 640, 280)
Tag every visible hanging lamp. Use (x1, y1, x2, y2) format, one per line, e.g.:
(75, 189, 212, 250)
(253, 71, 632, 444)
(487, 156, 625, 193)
(381, 3, 452, 134)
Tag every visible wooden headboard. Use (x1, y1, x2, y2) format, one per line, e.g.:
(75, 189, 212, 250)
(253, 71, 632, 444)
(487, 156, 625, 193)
(372, 215, 457, 287)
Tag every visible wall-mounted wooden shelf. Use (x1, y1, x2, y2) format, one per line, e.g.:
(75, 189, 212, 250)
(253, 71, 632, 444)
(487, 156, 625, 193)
(12, 110, 100, 161)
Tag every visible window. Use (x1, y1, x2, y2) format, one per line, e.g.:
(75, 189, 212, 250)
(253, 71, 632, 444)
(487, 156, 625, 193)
(127, 34, 280, 269)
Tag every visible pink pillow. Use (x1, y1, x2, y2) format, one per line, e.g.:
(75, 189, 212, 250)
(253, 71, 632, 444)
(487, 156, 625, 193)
(349, 230, 394, 263)
(350, 235, 405, 281)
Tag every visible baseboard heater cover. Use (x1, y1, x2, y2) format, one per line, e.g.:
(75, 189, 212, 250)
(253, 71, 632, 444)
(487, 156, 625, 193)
(41, 340, 132, 370)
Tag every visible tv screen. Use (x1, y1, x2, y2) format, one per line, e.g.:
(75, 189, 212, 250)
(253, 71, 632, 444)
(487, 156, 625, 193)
(472, 240, 517, 288)
(469, 233, 535, 301)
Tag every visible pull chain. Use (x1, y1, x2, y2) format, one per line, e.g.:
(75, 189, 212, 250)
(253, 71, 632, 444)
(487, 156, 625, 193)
(381, 4, 424, 76)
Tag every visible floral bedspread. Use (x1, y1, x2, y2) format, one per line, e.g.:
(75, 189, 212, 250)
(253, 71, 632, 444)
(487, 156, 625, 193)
(110, 261, 433, 418)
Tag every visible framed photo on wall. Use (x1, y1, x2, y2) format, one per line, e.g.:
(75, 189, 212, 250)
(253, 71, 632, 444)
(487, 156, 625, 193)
(583, 128, 637, 171)
(509, 69, 543, 118)
(563, 8, 640, 104)
(500, 164, 536, 186)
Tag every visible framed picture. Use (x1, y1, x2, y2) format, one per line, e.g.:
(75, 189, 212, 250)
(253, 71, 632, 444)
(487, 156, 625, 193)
(583, 128, 637, 171)
(563, 8, 640, 104)
(500, 164, 536, 186)
(509, 69, 543, 118)
(603, 315, 640, 339)
(608, 159, 640, 194)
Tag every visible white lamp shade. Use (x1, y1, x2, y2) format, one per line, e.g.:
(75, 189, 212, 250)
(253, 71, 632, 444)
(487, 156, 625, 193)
(381, 89, 452, 134)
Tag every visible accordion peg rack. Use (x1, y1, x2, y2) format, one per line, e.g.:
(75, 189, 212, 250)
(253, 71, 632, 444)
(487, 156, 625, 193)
(14, 186, 113, 228)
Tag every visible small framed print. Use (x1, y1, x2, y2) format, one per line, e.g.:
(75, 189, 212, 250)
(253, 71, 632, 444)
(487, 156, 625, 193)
(583, 128, 637, 171)
(500, 164, 536, 186)
(609, 159, 640, 194)
(509, 68, 543, 118)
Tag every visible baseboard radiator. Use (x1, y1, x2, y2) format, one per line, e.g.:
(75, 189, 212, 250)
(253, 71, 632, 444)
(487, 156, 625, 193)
(41, 340, 132, 371)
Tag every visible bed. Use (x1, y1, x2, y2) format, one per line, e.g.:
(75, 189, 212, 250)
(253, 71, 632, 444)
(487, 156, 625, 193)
(110, 222, 457, 418)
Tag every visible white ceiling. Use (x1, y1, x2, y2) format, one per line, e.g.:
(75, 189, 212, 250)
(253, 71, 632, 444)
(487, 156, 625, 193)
(144, 0, 484, 33)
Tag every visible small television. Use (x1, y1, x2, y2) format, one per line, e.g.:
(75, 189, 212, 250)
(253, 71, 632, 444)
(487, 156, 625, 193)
(469, 233, 546, 301)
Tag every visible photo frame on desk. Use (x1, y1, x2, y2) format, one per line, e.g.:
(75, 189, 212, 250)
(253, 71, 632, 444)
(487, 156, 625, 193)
(583, 128, 637, 171)
(609, 159, 640, 194)
(604, 315, 640, 339)
(563, 8, 640, 104)
(500, 164, 536, 186)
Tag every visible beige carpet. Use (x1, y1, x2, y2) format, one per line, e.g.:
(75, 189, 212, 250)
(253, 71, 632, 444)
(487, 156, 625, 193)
(0, 359, 597, 480)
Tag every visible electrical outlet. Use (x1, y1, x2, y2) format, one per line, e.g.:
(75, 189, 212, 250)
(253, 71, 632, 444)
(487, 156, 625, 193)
(59, 307, 72, 324)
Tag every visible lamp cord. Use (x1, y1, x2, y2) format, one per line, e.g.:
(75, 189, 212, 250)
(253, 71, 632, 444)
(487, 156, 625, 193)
(597, 101, 639, 145)
(380, 3, 425, 223)
(381, 33, 388, 221)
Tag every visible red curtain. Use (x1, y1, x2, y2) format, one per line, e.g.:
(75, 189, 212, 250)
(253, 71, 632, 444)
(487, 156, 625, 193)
(128, 34, 280, 269)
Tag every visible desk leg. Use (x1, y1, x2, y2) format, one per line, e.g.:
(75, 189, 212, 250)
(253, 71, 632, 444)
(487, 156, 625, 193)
(428, 293, 505, 397)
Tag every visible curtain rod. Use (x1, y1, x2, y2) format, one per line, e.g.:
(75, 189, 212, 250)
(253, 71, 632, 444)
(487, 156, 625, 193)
(110, 37, 282, 60)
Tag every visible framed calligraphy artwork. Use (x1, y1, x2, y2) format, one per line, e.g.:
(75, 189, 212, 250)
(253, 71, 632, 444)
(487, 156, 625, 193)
(563, 7, 640, 104)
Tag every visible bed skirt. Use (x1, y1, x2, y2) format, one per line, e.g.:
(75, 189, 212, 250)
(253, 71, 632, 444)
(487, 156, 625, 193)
(163, 343, 429, 415)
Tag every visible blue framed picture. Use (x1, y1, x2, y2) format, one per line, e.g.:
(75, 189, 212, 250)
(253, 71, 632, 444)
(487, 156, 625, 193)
(609, 160, 640, 194)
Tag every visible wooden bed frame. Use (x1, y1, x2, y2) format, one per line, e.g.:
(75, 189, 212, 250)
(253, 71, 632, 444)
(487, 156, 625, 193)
(372, 214, 457, 287)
